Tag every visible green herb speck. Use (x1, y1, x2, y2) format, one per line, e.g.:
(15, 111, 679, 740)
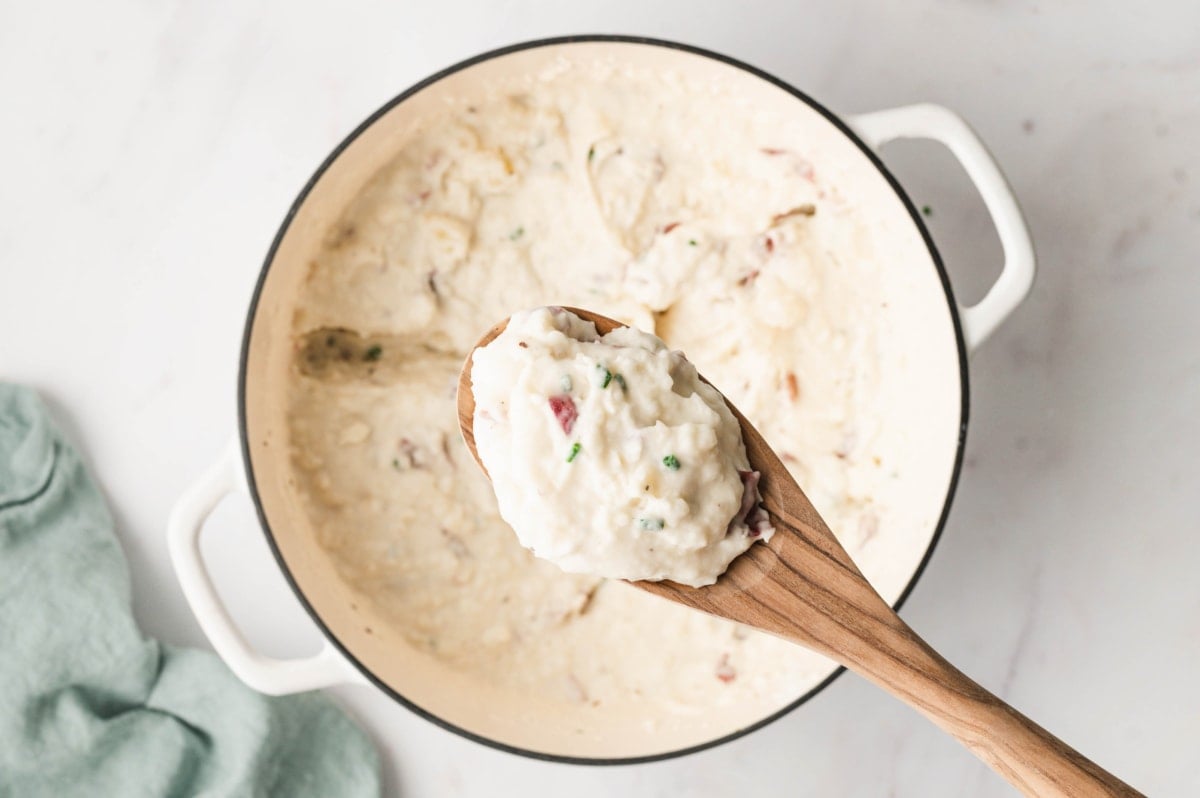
(688, 239, 697, 246)
(921, 205, 933, 217)
(613, 373, 627, 392)
(364, 345, 383, 362)
(560, 374, 573, 392)
(638, 517, 665, 531)
(662, 454, 680, 471)
(391, 458, 402, 471)
(566, 442, 582, 463)
(509, 226, 525, 241)
(596, 364, 612, 388)
(587, 145, 595, 162)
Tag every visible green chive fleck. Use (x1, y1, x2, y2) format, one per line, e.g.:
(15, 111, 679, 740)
(688, 239, 697, 246)
(509, 226, 525, 241)
(596, 364, 612, 388)
(391, 458, 402, 471)
(921, 205, 933, 217)
(638, 517, 665, 531)
(566, 442, 582, 463)
(560, 374, 573, 392)
(364, 345, 383, 362)
(662, 454, 680, 471)
(613, 373, 627, 392)
(587, 145, 595, 162)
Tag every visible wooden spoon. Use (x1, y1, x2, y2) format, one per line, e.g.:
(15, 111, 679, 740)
(458, 307, 1140, 797)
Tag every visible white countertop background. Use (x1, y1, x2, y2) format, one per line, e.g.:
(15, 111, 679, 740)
(3, 1, 1198, 795)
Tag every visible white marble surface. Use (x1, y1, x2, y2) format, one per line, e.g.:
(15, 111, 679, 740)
(2, 1, 1197, 795)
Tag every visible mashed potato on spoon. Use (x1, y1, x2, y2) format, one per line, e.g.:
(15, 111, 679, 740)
(471, 306, 772, 587)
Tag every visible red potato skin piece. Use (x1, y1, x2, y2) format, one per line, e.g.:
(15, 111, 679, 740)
(785, 371, 799, 401)
(734, 470, 760, 524)
(732, 470, 772, 538)
(548, 395, 578, 434)
(716, 653, 737, 683)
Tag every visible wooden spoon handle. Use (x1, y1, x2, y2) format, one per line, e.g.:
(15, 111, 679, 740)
(732, 405, 1139, 795)
(849, 620, 1141, 797)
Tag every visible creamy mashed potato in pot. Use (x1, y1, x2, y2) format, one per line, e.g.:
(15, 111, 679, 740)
(288, 62, 898, 726)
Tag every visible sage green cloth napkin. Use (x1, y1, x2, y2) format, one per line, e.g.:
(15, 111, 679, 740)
(0, 385, 380, 797)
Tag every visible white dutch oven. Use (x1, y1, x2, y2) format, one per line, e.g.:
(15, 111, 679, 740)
(168, 37, 1034, 763)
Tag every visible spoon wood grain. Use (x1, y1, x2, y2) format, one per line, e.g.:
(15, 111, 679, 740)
(458, 307, 1140, 797)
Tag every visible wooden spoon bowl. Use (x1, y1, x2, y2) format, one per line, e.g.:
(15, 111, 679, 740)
(458, 307, 1139, 797)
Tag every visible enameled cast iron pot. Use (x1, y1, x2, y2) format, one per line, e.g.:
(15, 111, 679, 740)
(168, 36, 1034, 763)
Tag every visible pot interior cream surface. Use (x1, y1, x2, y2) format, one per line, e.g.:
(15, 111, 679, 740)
(243, 42, 963, 759)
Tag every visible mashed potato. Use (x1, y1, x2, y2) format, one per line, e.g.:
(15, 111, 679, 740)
(470, 306, 772, 587)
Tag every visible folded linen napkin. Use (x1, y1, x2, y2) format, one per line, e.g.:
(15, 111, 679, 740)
(0, 385, 380, 797)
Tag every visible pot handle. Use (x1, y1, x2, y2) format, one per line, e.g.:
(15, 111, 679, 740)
(167, 439, 365, 694)
(846, 104, 1035, 352)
